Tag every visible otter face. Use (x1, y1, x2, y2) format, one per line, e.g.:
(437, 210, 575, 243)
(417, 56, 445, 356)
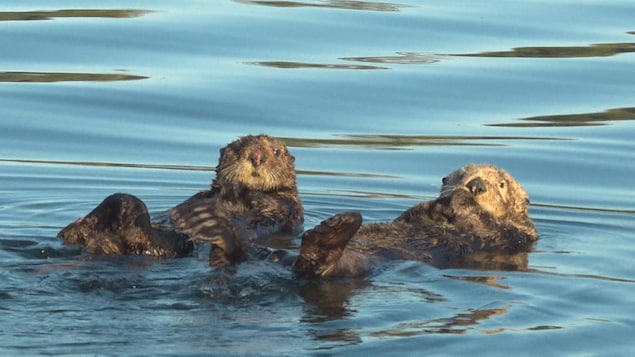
(216, 134, 296, 191)
(440, 164, 530, 219)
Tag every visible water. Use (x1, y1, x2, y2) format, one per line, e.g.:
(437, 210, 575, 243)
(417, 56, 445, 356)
(1, 1, 634, 355)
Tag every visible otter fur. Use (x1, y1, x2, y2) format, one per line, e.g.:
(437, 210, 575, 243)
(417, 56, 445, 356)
(57, 134, 304, 261)
(292, 164, 537, 277)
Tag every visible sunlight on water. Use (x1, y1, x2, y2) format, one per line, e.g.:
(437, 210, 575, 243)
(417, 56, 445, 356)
(1, 0, 634, 355)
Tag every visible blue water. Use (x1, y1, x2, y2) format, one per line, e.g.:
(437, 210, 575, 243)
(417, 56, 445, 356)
(1, 1, 634, 355)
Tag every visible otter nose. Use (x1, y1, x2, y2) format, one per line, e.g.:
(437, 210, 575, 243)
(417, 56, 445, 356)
(466, 177, 486, 195)
(249, 150, 263, 167)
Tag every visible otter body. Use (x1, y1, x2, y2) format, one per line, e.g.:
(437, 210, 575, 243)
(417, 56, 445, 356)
(292, 164, 537, 278)
(168, 134, 304, 264)
(57, 135, 303, 261)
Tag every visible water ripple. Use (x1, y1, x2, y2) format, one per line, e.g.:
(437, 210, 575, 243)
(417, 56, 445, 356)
(0, 71, 148, 83)
(341, 52, 442, 65)
(234, 0, 408, 12)
(489, 107, 635, 127)
(246, 61, 388, 70)
(0, 9, 153, 21)
(282, 134, 567, 149)
(455, 38, 635, 59)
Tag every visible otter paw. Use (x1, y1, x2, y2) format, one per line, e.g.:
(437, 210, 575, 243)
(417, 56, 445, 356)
(450, 188, 478, 206)
(208, 233, 246, 266)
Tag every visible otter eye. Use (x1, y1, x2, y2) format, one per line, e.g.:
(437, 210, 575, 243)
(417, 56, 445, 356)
(499, 180, 506, 189)
(442, 177, 448, 185)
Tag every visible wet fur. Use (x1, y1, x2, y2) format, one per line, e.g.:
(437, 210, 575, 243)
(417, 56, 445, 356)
(292, 164, 537, 278)
(57, 193, 192, 258)
(169, 134, 304, 263)
(58, 135, 303, 261)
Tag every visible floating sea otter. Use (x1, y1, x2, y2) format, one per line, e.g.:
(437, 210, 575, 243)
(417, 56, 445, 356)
(57, 135, 304, 261)
(288, 164, 538, 277)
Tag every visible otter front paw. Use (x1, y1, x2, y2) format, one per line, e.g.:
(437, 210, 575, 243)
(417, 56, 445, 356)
(449, 188, 478, 208)
(194, 222, 246, 266)
(208, 232, 247, 266)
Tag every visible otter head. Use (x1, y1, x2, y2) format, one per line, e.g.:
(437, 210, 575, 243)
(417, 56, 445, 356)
(440, 164, 531, 220)
(214, 134, 297, 192)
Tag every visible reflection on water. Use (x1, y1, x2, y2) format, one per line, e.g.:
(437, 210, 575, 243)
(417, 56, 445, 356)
(254, 37, 635, 69)
(370, 306, 510, 336)
(299, 278, 448, 346)
(0, 130, 567, 176)
(532, 269, 635, 284)
(457, 39, 635, 58)
(2, 0, 635, 354)
(0, 72, 148, 83)
(444, 275, 511, 290)
(0, 9, 152, 21)
(0, 158, 396, 180)
(341, 52, 441, 65)
(246, 61, 388, 70)
(535, 202, 635, 215)
(0, 158, 209, 172)
(249, 53, 440, 70)
(300, 279, 370, 323)
(490, 107, 635, 127)
(282, 134, 564, 149)
(436, 252, 531, 272)
(234, 0, 407, 12)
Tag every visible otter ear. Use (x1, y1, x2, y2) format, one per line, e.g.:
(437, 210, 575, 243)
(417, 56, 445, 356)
(221, 139, 242, 159)
(217, 146, 227, 165)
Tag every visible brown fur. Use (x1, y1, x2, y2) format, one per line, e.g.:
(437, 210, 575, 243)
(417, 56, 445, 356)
(57, 193, 192, 258)
(169, 134, 304, 264)
(57, 135, 304, 261)
(292, 164, 537, 278)
(396, 164, 536, 239)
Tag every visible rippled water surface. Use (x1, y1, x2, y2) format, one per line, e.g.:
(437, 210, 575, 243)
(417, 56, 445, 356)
(1, 1, 634, 355)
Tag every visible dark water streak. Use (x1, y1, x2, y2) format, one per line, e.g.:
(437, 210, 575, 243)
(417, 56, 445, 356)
(456, 39, 635, 59)
(489, 107, 635, 127)
(234, 0, 408, 12)
(0, 72, 148, 83)
(0, 9, 152, 21)
(246, 61, 389, 70)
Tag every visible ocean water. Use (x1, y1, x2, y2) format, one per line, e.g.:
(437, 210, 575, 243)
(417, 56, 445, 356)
(1, 1, 634, 355)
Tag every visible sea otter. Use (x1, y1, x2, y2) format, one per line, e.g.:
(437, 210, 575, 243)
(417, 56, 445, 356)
(290, 164, 537, 277)
(57, 134, 304, 261)
(168, 134, 304, 264)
